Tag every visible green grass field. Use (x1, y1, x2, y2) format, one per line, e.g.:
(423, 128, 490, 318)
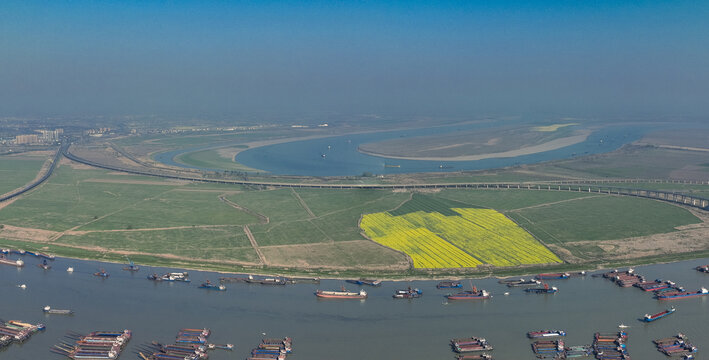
(507, 196, 701, 244)
(0, 161, 705, 275)
(0, 155, 47, 195)
(57, 227, 259, 263)
(225, 188, 410, 246)
(436, 189, 597, 211)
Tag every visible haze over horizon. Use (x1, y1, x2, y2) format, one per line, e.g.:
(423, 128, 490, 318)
(1, 0, 708, 119)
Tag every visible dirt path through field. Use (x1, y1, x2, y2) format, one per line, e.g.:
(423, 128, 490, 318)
(506, 194, 606, 212)
(290, 188, 315, 218)
(218, 195, 269, 224)
(243, 225, 267, 265)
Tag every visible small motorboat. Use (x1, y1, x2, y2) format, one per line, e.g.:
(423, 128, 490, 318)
(199, 280, 226, 291)
(122, 259, 139, 271)
(37, 260, 51, 270)
(93, 268, 109, 277)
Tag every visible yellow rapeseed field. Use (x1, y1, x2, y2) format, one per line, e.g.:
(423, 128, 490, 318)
(360, 208, 561, 269)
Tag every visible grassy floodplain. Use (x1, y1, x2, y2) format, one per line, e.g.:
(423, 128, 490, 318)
(0, 155, 48, 195)
(0, 159, 705, 277)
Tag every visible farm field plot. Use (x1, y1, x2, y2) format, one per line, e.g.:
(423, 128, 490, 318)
(56, 227, 259, 263)
(0, 155, 48, 195)
(227, 189, 410, 246)
(507, 196, 702, 244)
(360, 194, 561, 268)
(436, 189, 597, 211)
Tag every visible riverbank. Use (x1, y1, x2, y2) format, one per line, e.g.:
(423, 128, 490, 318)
(4, 236, 709, 282)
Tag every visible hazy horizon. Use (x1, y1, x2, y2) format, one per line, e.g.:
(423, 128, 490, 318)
(1, 0, 708, 118)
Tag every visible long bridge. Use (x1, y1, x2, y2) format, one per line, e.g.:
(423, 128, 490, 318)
(55, 146, 709, 211)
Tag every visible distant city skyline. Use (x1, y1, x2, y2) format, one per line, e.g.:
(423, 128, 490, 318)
(1, 0, 707, 118)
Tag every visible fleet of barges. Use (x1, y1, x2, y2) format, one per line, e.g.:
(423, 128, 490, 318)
(653, 333, 697, 358)
(451, 337, 493, 353)
(51, 329, 131, 360)
(247, 337, 292, 360)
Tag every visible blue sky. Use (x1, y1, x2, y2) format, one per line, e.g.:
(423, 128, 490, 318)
(1, 0, 707, 118)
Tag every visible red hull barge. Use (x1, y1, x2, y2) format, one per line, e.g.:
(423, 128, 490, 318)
(656, 288, 709, 300)
(535, 273, 569, 280)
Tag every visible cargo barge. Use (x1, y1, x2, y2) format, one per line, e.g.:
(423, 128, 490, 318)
(656, 288, 709, 300)
(345, 279, 382, 287)
(315, 288, 367, 299)
(0, 255, 24, 267)
(393, 287, 422, 299)
(641, 307, 675, 322)
(535, 272, 570, 280)
(524, 283, 558, 294)
(43, 306, 74, 315)
(445, 286, 491, 300)
(437, 281, 462, 289)
(527, 330, 566, 338)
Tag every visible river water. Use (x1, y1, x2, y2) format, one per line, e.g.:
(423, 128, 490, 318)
(155, 124, 652, 177)
(2, 256, 708, 360)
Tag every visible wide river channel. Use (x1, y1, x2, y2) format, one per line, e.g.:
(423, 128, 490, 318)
(2, 256, 708, 359)
(156, 123, 652, 176)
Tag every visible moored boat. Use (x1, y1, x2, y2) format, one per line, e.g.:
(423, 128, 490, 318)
(657, 288, 709, 300)
(535, 272, 569, 280)
(527, 330, 566, 338)
(506, 279, 541, 287)
(393, 287, 422, 299)
(0, 255, 24, 267)
(199, 281, 226, 291)
(446, 285, 490, 300)
(315, 288, 367, 299)
(437, 281, 462, 289)
(147, 272, 190, 282)
(346, 278, 382, 287)
(524, 283, 558, 294)
(122, 259, 139, 271)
